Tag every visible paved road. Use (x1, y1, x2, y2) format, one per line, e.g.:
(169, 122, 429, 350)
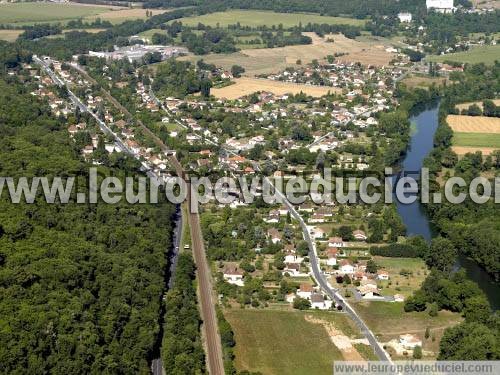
(36, 59, 224, 375)
(267, 178, 393, 362)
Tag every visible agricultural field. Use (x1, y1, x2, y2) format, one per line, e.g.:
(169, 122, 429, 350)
(85, 8, 168, 25)
(354, 302, 463, 358)
(0, 2, 114, 25)
(241, 32, 395, 67)
(210, 77, 339, 99)
(426, 45, 500, 66)
(0, 2, 168, 27)
(0, 29, 23, 42)
(447, 114, 500, 154)
(171, 10, 366, 28)
(447, 115, 500, 133)
(224, 309, 360, 375)
(180, 32, 396, 75)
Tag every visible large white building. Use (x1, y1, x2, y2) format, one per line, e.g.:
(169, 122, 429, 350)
(426, 0, 454, 13)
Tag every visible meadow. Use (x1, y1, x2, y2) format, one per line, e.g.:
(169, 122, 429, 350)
(452, 132, 500, 149)
(426, 45, 500, 66)
(0, 2, 168, 26)
(224, 309, 353, 375)
(171, 10, 366, 28)
(0, 2, 112, 25)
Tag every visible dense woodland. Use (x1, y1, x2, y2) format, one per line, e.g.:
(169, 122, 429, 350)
(161, 253, 205, 374)
(0, 47, 178, 374)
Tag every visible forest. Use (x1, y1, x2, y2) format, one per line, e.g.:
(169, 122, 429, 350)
(0, 46, 178, 374)
(161, 253, 205, 374)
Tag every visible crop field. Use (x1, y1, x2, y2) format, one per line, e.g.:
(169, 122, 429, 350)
(0, 30, 23, 42)
(224, 309, 353, 375)
(447, 115, 500, 155)
(86, 8, 168, 24)
(426, 45, 500, 65)
(447, 114, 500, 133)
(0, 2, 113, 25)
(210, 77, 339, 99)
(241, 32, 395, 67)
(180, 32, 395, 75)
(172, 10, 366, 28)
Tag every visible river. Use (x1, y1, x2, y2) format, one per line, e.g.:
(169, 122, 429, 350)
(393, 102, 500, 310)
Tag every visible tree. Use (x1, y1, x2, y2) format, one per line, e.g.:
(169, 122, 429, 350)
(439, 322, 499, 360)
(426, 237, 457, 273)
(366, 259, 378, 274)
(200, 78, 211, 97)
(413, 345, 422, 359)
(231, 65, 245, 78)
(425, 327, 430, 339)
(463, 295, 492, 324)
(293, 297, 311, 310)
(467, 103, 482, 116)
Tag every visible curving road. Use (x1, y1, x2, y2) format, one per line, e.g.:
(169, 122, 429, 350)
(267, 177, 393, 362)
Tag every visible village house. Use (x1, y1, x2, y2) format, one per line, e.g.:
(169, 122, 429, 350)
(339, 259, 355, 274)
(267, 228, 282, 244)
(283, 262, 301, 277)
(310, 293, 333, 310)
(297, 283, 314, 300)
(326, 247, 338, 266)
(310, 226, 326, 240)
(399, 334, 422, 350)
(223, 265, 245, 286)
(357, 284, 382, 299)
(377, 270, 390, 280)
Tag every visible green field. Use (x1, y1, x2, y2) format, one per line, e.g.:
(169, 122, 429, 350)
(426, 45, 500, 66)
(224, 309, 352, 375)
(453, 132, 500, 148)
(172, 9, 366, 28)
(0, 2, 111, 25)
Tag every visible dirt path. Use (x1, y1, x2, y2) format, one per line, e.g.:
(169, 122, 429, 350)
(304, 315, 365, 361)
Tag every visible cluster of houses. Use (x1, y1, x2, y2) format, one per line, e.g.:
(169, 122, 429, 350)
(286, 283, 334, 310)
(265, 62, 405, 91)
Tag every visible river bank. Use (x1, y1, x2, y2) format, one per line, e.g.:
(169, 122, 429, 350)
(394, 102, 499, 310)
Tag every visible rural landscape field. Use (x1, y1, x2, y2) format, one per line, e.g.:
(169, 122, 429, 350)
(171, 9, 366, 28)
(448, 114, 500, 155)
(0, 1, 499, 374)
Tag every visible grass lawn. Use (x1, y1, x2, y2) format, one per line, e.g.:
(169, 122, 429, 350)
(426, 45, 500, 66)
(452, 132, 500, 148)
(353, 301, 462, 356)
(138, 28, 164, 42)
(171, 10, 366, 28)
(224, 309, 354, 375)
(0, 2, 112, 25)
